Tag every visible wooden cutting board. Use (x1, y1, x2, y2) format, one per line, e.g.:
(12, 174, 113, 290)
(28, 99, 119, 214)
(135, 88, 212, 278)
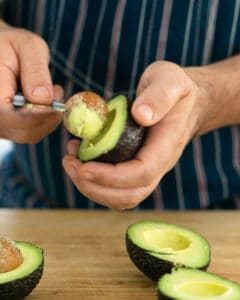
(1, 210, 239, 299)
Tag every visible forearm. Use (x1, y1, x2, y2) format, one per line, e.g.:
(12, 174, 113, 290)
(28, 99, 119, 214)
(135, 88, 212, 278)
(186, 55, 240, 135)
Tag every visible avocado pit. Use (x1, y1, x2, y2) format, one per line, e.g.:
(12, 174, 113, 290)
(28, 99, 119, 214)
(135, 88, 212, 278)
(0, 238, 23, 273)
(63, 92, 145, 163)
(0, 238, 44, 300)
(63, 91, 109, 140)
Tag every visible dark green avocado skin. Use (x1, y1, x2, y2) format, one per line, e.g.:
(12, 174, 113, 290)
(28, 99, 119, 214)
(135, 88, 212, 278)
(97, 108, 146, 163)
(126, 235, 209, 282)
(126, 236, 173, 282)
(157, 292, 173, 300)
(0, 262, 43, 300)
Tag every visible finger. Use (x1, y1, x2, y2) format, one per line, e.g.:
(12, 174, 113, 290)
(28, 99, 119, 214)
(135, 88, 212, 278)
(7, 113, 61, 143)
(0, 102, 61, 130)
(67, 140, 80, 155)
(0, 44, 18, 102)
(62, 156, 154, 210)
(136, 97, 195, 173)
(0, 84, 64, 130)
(15, 31, 53, 104)
(132, 62, 192, 126)
(53, 84, 64, 101)
(71, 159, 154, 189)
(73, 98, 195, 190)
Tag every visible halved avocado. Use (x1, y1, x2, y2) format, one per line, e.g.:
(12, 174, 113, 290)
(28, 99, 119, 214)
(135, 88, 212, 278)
(157, 268, 240, 300)
(126, 220, 210, 281)
(78, 95, 145, 163)
(0, 241, 44, 300)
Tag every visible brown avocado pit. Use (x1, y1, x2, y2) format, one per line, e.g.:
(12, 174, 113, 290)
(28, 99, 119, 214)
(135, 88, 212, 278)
(0, 238, 23, 273)
(63, 91, 109, 140)
(63, 92, 146, 163)
(0, 237, 44, 300)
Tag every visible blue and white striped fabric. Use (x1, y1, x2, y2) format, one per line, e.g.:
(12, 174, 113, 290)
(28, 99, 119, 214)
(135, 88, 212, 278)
(1, 0, 239, 209)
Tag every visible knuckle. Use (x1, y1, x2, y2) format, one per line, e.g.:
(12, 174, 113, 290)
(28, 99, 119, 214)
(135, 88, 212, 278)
(139, 165, 156, 186)
(24, 32, 48, 50)
(13, 132, 29, 144)
(160, 89, 173, 105)
(12, 129, 41, 144)
(168, 82, 182, 99)
(25, 66, 48, 78)
(118, 191, 142, 210)
(20, 32, 50, 62)
(125, 194, 141, 209)
(28, 137, 41, 144)
(108, 197, 136, 210)
(110, 203, 125, 211)
(177, 129, 191, 149)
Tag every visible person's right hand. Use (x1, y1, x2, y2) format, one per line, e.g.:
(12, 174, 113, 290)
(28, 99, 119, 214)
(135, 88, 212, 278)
(0, 21, 63, 144)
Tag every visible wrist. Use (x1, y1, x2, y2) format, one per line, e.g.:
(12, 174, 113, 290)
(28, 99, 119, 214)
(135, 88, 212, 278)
(185, 62, 240, 135)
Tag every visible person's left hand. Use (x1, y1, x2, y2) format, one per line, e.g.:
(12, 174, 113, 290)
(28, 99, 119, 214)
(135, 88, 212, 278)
(62, 61, 213, 209)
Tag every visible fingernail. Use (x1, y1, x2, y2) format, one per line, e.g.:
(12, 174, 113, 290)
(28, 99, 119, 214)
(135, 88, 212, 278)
(32, 86, 51, 98)
(81, 172, 94, 181)
(136, 104, 153, 121)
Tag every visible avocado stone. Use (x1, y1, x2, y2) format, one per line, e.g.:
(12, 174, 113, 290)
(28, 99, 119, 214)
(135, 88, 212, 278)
(78, 95, 145, 163)
(157, 268, 240, 300)
(126, 220, 210, 281)
(0, 241, 44, 300)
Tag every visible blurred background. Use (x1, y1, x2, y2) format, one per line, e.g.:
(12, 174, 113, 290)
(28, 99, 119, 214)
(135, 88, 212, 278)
(0, 140, 12, 162)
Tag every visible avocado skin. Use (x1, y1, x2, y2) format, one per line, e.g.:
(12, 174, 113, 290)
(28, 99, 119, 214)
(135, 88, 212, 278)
(0, 262, 43, 300)
(127, 235, 209, 282)
(126, 236, 173, 281)
(157, 292, 172, 300)
(97, 106, 146, 163)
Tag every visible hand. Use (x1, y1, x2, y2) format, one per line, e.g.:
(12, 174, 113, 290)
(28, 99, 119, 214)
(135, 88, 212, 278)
(62, 61, 228, 209)
(0, 21, 63, 143)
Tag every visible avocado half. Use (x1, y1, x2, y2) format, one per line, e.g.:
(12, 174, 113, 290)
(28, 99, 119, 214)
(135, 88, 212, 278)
(0, 241, 44, 300)
(78, 95, 145, 163)
(157, 268, 240, 300)
(126, 220, 210, 281)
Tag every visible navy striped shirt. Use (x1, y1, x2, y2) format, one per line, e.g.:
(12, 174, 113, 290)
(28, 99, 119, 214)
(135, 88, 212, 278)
(0, 0, 239, 209)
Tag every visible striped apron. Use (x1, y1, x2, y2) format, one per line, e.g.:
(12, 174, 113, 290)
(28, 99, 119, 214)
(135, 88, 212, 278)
(1, 0, 239, 209)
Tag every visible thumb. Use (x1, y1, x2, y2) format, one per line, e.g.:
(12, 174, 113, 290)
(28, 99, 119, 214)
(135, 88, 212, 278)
(15, 32, 53, 104)
(132, 61, 192, 127)
(131, 82, 168, 127)
(132, 78, 190, 127)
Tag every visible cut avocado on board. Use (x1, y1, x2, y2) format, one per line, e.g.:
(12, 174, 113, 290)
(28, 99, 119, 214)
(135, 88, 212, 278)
(0, 239, 44, 300)
(157, 268, 240, 300)
(126, 220, 210, 281)
(63, 92, 145, 163)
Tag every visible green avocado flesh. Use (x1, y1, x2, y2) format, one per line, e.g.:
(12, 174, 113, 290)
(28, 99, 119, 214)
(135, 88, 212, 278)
(0, 241, 44, 300)
(157, 268, 240, 300)
(78, 95, 127, 161)
(126, 220, 210, 281)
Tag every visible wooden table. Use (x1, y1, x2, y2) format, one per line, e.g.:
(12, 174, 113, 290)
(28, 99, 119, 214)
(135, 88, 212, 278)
(1, 210, 239, 299)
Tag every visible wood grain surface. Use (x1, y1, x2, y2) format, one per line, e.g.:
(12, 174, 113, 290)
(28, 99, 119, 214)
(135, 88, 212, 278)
(0, 210, 239, 299)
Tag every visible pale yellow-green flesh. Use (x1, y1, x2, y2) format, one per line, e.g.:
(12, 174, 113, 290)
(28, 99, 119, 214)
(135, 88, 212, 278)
(127, 220, 210, 268)
(0, 242, 43, 284)
(78, 95, 127, 161)
(64, 102, 105, 140)
(158, 268, 240, 300)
